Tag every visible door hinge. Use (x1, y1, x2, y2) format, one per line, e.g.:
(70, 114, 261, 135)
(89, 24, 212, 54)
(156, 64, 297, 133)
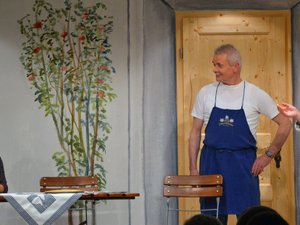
(179, 48, 183, 59)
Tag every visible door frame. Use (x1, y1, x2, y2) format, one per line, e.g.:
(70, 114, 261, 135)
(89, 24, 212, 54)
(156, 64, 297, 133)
(175, 10, 295, 225)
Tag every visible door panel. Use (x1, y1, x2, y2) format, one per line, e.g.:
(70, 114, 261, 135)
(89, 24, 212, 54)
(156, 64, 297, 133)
(176, 11, 294, 225)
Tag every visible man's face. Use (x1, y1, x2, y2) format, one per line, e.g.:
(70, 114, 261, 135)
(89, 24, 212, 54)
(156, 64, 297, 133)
(212, 53, 240, 85)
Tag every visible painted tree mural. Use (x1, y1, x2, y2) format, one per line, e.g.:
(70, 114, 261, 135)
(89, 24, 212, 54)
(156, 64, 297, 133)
(18, 0, 116, 191)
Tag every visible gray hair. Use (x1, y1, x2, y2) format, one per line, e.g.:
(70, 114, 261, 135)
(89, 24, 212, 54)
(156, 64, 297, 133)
(214, 44, 242, 67)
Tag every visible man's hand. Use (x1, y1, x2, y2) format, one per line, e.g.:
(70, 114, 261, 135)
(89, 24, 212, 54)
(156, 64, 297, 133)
(251, 154, 272, 176)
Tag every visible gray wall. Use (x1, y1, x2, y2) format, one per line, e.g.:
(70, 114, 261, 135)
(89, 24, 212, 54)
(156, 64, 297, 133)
(144, 0, 177, 224)
(0, 0, 147, 224)
(292, 4, 300, 225)
(164, 0, 300, 10)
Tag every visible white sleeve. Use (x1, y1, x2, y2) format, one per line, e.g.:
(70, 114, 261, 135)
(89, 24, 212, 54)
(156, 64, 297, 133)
(191, 90, 204, 120)
(191, 83, 218, 124)
(255, 87, 279, 119)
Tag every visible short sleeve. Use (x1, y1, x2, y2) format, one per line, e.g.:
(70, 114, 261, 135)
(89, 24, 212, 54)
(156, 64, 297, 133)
(191, 90, 205, 120)
(254, 86, 279, 119)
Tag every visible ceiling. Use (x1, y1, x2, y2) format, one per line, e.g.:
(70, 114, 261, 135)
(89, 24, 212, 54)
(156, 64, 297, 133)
(162, 0, 300, 10)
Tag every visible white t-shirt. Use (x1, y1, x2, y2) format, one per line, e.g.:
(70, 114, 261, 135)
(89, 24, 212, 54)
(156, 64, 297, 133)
(191, 81, 279, 139)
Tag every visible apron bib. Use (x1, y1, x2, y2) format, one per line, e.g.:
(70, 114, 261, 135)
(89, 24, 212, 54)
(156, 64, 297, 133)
(200, 82, 260, 215)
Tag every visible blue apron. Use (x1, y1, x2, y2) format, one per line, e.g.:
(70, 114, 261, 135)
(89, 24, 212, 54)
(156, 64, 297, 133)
(200, 82, 260, 215)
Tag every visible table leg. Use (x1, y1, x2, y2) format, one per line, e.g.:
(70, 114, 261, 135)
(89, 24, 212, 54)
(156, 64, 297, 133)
(92, 201, 96, 225)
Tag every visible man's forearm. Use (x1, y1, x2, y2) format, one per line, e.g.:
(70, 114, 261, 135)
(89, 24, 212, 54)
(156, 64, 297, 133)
(269, 118, 292, 154)
(189, 131, 201, 174)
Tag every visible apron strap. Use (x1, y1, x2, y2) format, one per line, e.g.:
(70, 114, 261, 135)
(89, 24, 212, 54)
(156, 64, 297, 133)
(214, 82, 221, 107)
(241, 81, 246, 109)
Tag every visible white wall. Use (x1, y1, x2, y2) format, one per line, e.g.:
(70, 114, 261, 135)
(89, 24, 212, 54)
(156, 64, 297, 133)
(0, 0, 178, 224)
(0, 0, 146, 224)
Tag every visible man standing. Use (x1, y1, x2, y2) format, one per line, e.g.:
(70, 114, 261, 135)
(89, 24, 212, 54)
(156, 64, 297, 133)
(189, 44, 291, 225)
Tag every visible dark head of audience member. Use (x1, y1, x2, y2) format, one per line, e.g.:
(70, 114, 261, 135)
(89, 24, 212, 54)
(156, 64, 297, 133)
(237, 206, 289, 225)
(0, 157, 8, 193)
(184, 214, 222, 225)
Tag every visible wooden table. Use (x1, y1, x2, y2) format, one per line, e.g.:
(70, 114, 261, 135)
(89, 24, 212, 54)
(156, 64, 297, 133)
(0, 192, 140, 225)
(0, 191, 140, 202)
(80, 191, 140, 200)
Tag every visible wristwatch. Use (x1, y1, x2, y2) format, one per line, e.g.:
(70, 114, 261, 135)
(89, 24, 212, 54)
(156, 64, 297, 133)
(265, 150, 274, 159)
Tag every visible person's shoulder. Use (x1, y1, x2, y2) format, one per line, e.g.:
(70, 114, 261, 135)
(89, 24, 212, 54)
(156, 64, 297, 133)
(245, 81, 267, 93)
(197, 82, 218, 97)
(245, 81, 260, 89)
(200, 82, 219, 91)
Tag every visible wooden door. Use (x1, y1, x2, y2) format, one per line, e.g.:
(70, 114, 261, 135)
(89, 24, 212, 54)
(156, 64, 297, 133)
(176, 11, 294, 225)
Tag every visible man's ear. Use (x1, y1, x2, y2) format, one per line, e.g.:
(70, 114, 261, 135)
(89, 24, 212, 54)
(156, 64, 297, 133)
(233, 62, 240, 72)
